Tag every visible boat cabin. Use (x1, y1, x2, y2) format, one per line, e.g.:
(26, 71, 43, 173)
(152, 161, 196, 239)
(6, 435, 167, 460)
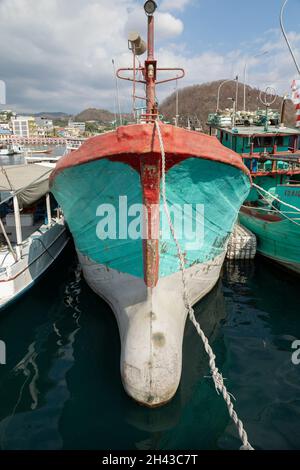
(208, 111, 300, 175)
(216, 126, 299, 156)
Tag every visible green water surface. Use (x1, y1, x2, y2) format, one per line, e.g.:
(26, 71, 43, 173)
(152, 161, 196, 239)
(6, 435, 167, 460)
(0, 244, 299, 450)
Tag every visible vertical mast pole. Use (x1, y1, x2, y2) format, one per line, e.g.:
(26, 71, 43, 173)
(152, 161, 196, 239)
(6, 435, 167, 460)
(146, 14, 156, 119)
(46, 193, 52, 228)
(175, 76, 179, 126)
(13, 195, 22, 260)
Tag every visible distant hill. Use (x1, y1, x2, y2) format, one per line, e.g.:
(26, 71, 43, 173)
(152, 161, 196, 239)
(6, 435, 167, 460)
(75, 108, 115, 123)
(160, 80, 296, 130)
(33, 112, 70, 119)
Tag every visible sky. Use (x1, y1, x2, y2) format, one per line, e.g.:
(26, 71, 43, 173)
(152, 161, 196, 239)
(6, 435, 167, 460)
(0, 0, 300, 114)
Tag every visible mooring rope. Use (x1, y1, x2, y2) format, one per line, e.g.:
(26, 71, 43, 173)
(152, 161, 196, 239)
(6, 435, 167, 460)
(241, 204, 299, 215)
(252, 182, 300, 214)
(155, 120, 254, 451)
(251, 183, 300, 228)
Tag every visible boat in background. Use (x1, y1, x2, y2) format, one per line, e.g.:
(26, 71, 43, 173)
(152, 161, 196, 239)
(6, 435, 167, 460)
(0, 164, 69, 309)
(65, 137, 85, 154)
(209, 105, 300, 275)
(51, 2, 251, 407)
(11, 144, 27, 154)
(24, 155, 60, 166)
(25, 147, 53, 155)
(0, 145, 14, 156)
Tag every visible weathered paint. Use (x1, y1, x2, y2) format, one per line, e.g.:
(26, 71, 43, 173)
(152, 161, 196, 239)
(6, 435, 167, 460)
(52, 159, 144, 279)
(51, 123, 250, 181)
(159, 158, 250, 277)
(52, 157, 250, 280)
(239, 208, 300, 274)
(51, 122, 251, 406)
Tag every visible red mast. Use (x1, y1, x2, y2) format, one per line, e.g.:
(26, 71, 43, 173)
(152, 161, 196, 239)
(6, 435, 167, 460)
(116, 1, 185, 288)
(145, 9, 157, 120)
(117, 1, 184, 123)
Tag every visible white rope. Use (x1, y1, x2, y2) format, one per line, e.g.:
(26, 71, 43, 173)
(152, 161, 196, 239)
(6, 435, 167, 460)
(155, 120, 254, 451)
(251, 186, 300, 228)
(241, 204, 300, 215)
(252, 183, 300, 214)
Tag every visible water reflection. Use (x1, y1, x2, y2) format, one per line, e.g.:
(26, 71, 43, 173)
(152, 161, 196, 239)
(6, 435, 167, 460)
(0, 252, 299, 450)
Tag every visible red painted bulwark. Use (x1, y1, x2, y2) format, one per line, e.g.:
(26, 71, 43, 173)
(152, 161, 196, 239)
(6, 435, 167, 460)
(241, 206, 282, 222)
(51, 123, 251, 181)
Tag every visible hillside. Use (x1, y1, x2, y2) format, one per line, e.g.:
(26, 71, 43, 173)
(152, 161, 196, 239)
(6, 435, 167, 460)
(74, 108, 115, 123)
(33, 112, 70, 119)
(160, 80, 296, 130)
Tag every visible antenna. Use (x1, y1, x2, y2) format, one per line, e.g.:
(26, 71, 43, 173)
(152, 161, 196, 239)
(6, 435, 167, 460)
(111, 61, 117, 128)
(117, 2, 185, 123)
(280, 0, 300, 76)
(175, 76, 179, 126)
(112, 59, 123, 126)
(259, 86, 277, 131)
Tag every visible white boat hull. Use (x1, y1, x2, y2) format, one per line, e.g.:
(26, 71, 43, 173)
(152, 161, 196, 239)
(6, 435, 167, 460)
(0, 221, 69, 309)
(78, 250, 226, 406)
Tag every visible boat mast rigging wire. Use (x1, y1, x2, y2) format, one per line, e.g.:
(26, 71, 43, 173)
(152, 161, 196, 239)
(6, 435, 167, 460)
(280, 0, 300, 76)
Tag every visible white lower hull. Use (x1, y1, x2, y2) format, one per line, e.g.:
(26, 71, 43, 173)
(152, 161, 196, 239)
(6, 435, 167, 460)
(0, 222, 69, 309)
(78, 250, 226, 407)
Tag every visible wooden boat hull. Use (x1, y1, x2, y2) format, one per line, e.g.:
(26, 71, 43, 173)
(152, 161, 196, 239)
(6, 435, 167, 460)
(51, 123, 250, 406)
(239, 206, 300, 275)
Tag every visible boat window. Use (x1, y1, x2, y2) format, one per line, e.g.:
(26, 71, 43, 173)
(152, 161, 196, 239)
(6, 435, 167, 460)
(275, 136, 284, 147)
(253, 136, 273, 147)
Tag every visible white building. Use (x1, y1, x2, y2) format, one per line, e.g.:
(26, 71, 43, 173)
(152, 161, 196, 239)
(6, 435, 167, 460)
(68, 120, 86, 133)
(11, 116, 37, 138)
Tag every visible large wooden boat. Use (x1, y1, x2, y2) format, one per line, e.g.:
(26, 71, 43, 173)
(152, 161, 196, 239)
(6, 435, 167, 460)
(50, 2, 251, 406)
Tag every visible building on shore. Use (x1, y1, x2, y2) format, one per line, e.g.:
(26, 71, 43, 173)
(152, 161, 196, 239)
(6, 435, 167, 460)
(66, 120, 86, 136)
(0, 128, 12, 141)
(35, 117, 54, 137)
(11, 116, 38, 138)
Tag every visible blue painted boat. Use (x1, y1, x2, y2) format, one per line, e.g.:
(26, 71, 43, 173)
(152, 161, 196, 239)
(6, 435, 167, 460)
(51, 4, 251, 406)
(209, 109, 300, 275)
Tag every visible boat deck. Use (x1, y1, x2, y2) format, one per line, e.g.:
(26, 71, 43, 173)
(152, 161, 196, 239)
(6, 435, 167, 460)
(2, 221, 45, 245)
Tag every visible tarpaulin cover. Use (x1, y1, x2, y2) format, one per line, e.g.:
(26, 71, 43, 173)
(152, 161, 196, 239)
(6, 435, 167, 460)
(0, 164, 51, 207)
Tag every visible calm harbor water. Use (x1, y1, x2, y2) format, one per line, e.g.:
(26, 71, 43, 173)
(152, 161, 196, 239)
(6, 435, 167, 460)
(0, 243, 299, 451)
(0, 145, 65, 167)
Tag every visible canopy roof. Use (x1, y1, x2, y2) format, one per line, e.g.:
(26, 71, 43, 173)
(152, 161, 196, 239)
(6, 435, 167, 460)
(0, 164, 51, 207)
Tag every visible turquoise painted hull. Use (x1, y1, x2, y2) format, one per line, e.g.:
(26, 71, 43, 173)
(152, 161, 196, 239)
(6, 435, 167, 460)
(239, 211, 300, 274)
(52, 157, 250, 279)
(241, 175, 300, 275)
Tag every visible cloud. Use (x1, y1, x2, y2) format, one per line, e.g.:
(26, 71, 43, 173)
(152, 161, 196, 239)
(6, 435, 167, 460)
(0, 0, 184, 113)
(126, 8, 183, 40)
(160, 0, 192, 11)
(0, 0, 299, 114)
